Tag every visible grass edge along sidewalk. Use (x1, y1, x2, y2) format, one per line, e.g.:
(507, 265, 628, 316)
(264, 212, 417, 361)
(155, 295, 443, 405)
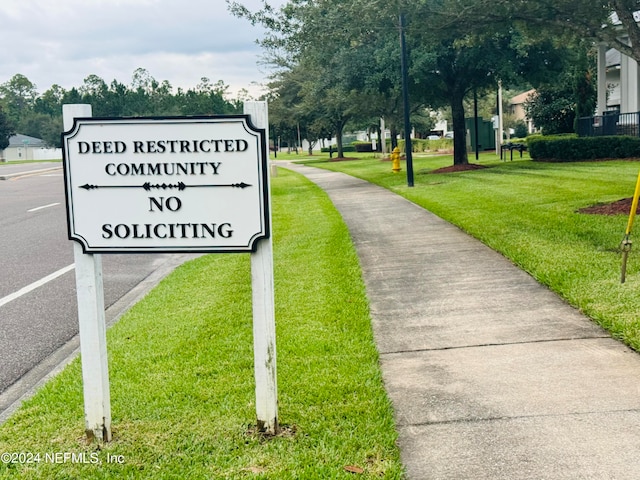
(0, 169, 403, 479)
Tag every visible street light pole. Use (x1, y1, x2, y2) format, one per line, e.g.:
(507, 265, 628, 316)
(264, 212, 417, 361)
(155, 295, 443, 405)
(399, 12, 414, 187)
(474, 88, 479, 161)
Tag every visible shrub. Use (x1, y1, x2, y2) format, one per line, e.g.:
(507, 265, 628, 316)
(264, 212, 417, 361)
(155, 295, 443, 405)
(320, 145, 356, 153)
(513, 120, 529, 139)
(352, 141, 374, 152)
(528, 135, 640, 161)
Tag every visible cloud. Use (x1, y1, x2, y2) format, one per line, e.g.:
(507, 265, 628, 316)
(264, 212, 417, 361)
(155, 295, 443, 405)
(0, 0, 282, 97)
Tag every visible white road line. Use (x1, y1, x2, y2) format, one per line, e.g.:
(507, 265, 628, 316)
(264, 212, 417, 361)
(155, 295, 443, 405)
(0, 264, 75, 308)
(27, 202, 60, 213)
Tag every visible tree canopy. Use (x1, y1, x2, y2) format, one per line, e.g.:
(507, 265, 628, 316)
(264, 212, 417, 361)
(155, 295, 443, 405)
(229, 0, 589, 164)
(0, 70, 245, 148)
(469, 0, 639, 64)
(0, 106, 15, 151)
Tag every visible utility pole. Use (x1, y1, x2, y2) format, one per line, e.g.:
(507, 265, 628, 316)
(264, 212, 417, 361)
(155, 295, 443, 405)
(498, 81, 504, 150)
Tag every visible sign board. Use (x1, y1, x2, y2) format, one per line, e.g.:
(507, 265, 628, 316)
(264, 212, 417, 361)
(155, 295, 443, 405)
(62, 104, 278, 442)
(62, 116, 269, 253)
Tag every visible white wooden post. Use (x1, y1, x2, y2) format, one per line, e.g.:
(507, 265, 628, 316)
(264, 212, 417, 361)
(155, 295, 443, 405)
(244, 101, 278, 434)
(63, 104, 112, 442)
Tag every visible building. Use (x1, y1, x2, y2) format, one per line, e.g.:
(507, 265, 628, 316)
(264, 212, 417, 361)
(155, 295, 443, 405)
(510, 89, 536, 134)
(0, 134, 61, 162)
(596, 13, 640, 115)
(604, 48, 621, 111)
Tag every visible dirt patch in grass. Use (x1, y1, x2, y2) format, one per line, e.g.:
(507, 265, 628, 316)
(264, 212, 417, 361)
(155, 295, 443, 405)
(430, 163, 488, 174)
(578, 198, 639, 216)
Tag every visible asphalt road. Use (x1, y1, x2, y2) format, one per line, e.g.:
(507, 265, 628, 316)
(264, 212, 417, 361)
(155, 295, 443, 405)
(0, 163, 192, 418)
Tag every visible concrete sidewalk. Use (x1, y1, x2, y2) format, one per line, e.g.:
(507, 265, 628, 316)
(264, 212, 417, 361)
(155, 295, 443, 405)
(283, 162, 640, 479)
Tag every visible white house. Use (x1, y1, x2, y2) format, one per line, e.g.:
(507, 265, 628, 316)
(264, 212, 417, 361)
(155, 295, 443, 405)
(0, 134, 62, 162)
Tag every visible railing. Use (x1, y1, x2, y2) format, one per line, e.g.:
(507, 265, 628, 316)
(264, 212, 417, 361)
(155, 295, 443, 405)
(578, 111, 640, 137)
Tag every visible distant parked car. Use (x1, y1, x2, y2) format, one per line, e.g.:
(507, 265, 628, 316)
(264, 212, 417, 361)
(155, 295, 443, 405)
(444, 132, 454, 139)
(427, 135, 441, 140)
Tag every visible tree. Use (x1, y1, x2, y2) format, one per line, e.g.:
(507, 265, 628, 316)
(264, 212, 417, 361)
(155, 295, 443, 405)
(131, 67, 156, 95)
(79, 74, 108, 99)
(409, 110, 437, 139)
(62, 87, 83, 105)
(177, 78, 238, 116)
(267, 67, 330, 154)
(0, 74, 38, 126)
(526, 87, 576, 135)
(406, 2, 573, 163)
(0, 106, 15, 151)
(525, 41, 597, 135)
(102, 80, 130, 116)
(0, 68, 242, 145)
(228, 0, 403, 158)
(229, 0, 571, 165)
(31, 84, 67, 147)
(20, 113, 62, 147)
(407, 28, 516, 163)
(0, 75, 67, 147)
(79, 74, 110, 115)
(513, 120, 529, 138)
(34, 84, 66, 117)
(467, 0, 639, 64)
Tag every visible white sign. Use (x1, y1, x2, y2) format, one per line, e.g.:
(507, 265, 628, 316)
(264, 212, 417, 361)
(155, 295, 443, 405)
(62, 116, 269, 253)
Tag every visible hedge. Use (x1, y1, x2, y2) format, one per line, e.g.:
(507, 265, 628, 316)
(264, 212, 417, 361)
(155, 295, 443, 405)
(528, 135, 640, 162)
(396, 138, 453, 153)
(353, 141, 374, 152)
(320, 145, 356, 153)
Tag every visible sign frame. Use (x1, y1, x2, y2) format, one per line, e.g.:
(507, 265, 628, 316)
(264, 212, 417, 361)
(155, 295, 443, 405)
(62, 115, 270, 254)
(63, 103, 278, 442)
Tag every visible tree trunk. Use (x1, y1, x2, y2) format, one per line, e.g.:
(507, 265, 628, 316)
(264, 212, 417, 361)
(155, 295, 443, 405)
(451, 90, 468, 165)
(390, 126, 399, 150)
(335, 124, 344, 158)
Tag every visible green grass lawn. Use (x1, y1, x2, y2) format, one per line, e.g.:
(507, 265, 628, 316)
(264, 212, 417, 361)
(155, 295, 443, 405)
(0, 169, 403, 479)
(288, 151, 640, 351)
(0, 160, 62, 166)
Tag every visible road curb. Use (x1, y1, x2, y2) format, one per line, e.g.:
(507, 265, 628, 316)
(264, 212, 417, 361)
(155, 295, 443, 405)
(0, 166, 62, 180)
(0, 253, 199, 426)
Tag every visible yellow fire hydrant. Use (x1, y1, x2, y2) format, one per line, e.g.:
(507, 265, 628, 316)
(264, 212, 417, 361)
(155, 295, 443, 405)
(391, 146, 401, 173)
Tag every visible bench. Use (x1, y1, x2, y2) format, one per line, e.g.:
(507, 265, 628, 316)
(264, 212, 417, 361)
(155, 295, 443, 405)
(500, 142, 527, 161)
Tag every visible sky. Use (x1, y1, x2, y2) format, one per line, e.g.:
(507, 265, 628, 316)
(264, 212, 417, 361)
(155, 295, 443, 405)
(0, 0, 285, 99)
